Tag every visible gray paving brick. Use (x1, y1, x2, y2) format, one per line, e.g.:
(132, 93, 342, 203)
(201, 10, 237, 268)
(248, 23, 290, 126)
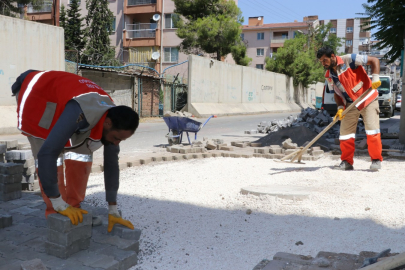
(19, 236, 47, 253)
(0, 183, 22, 193)
(0, 190, 22, 201)
(10, 206, 39, 215)
(151, 156, 163, 162)
(0, 140, 18, 150)
(47, 212, 92, 233)
(0, 162, 24, 175)
(23, 165, 36, 175)
(87, 255, 120, 270)
(162, 156, 173, 161)
(20, 258, 47, 270)
(45, 237, 91, 259)
(8, 157, 35, 168)
(47, 225, 92, 246)
(273, 252, 313, 265)
(70, 250, 119, 270)
(0, 214, 12, 228)
(8, 212, 31, 223)
(140, 158, 152, 165)
(92, 233, 139, 252)
(5, 150, 33, 161)
(99, 247, 138, 270)
(0, 173, 21, 184)
(0, 259, 25, 270)
(0, 144, 6, 154)
(94, 224, 141, 241)
(127, 160, 141, 167)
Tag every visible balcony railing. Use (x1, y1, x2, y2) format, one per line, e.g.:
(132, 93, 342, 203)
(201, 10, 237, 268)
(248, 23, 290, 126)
(26, 2, 53, 13)
(271, 38, 288, 44)
(126, 23, 157, 38)
(128, 0, 156, 6)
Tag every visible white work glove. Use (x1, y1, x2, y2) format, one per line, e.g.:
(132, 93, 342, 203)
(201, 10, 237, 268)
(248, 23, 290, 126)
(49, 196, 88, 225)
(371, 74, 381, 89)
(108, 204, 134, 232)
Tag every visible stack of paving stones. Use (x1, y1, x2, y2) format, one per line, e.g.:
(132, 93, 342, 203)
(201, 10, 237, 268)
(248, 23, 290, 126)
(5, 150, 38, 191)
(0, 144, 5, 163)
(0, 193, 141, 269)
(253, 251, 400, 270)
(0, 162, 24, 201)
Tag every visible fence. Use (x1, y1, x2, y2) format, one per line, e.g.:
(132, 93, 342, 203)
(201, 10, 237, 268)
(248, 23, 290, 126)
(65, 50, 79, 75)
(126, 23, 157, 39)
(128, 0, 157, 6)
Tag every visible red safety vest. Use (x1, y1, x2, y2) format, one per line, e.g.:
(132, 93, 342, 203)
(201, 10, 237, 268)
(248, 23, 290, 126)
(325, 55, 377, 110)
(17, 71, 114, 148)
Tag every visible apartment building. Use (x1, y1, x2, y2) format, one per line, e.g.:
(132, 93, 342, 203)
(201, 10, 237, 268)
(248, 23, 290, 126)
(242, 16, 316, 70)
(319, 18, 371, 55)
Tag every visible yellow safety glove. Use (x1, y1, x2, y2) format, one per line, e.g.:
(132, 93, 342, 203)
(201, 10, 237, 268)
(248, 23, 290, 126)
(333, 106, 345, 121)
(107, 205, 134, 233)
(371, 74, 381, 89)
(49, 196, 88, 225)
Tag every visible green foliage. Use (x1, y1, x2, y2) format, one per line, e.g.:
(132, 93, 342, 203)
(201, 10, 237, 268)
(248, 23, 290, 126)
(65, 0, 86, 52)
(357, 0, 405, 63)
(82, 0, 117, 66)
(174, 0, 248, 63)
(0, 0, 42, 17)
(231, 41, 252, 66)
(265, 23, 343, 87)
(59, 4, 66, 29)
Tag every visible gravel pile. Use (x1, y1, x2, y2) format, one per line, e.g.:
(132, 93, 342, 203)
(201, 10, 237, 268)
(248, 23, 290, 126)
(84, 157, 405, 270)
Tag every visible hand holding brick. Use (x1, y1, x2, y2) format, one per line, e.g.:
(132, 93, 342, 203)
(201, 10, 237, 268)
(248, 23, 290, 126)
(108, 214, 134, 233)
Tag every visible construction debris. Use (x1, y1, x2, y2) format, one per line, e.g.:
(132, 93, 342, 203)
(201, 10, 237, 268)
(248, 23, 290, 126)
(163, 111, 194, 118)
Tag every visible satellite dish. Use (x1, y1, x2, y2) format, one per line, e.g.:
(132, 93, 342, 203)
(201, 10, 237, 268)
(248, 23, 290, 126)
(258, 17, 262, 20)
(152, 14, 161, 21)
(151, 52, 160, 60)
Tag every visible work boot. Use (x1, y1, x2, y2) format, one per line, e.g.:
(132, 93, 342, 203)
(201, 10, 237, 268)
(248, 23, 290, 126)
(370, 160, 381, 171)
(334, 160, 354, 171)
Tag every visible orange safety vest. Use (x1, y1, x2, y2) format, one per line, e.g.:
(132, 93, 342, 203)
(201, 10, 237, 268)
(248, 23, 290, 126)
(325, 55, 377, 110)
(17, 71, 115, 148)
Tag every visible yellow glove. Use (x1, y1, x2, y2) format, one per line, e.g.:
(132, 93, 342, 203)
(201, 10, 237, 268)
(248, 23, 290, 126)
(49, 196, 88, 225)
(107, 205, 134, 233)
(333, 106, 345, 121)
(371, 74, 381, 89)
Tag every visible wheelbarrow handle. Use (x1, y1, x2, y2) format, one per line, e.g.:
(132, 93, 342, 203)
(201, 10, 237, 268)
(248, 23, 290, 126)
(200, 115, 215, 129)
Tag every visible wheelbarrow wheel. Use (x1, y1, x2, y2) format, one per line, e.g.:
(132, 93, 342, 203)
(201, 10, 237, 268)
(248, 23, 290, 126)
(168, 130, 179, 146)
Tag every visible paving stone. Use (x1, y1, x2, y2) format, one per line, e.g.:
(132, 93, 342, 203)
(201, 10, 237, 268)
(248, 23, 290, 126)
(162, 156, 173, 161)
(231, 154, 242, 158)
(172, 155, 181, 160)
(192, 153, 203, 159)
(0, 190, 22, 201)
(0, 140, 18, 150)
(140, 158, 152, 165)
(269, 148, 283, 154)
(92, 233, 139, 252)
(259, 259, 288, 270)
(48, 225, 92, 246)
(0, 214, 12, 228)
(206, 143, 217, 150)
(47, 212, 92, 233)
(264, 154, 278, 159)
(311, 150, 324, 157)
(70, 250, 118, 268)
(273, 252, 313, 265)
(235, 143, 247, 148)
(0, 162, 24, 175)
(0, 144, 6, 154)
(182, 154, 193, 160)
(253, 153, 263, 158)
(20, 258, 47, 270)
(250, 143, 262, 147)
(242, 154, 253, 158)
(221, 152, 231, 157)
(21, 174, 35, 184)
(151, 156, 163, 162)
(301, 155, 316, 161)
(45, 237, 91, 259)
(10, 206, 39, 215)
(211, 153, 220, 157)
(19, 236, 47, 253)
(179, 148, 191, 154)
(202, 153, 212, 158)
(6, 230, 44, 245)
(99, 246, 138, 270)
(5, 150, 33, 161)
(257, 148, 269, 154)
(170, 146, 182, 153)
(0, 183, 22, 193)
(118, 162, 128, 170)
(0, 259, 25, 270)
(220, 146, 234, 151)
(7, 158, 35, 168)
(86, 254, 120, 270)
(216, 143, 227, 150)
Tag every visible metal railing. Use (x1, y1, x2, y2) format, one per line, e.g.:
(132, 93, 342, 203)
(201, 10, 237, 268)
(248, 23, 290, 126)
(271, 38, 289, 44)
(128, 0, 157, 6)
(26, 2, 53, 13)
(126, 23, 157, 39)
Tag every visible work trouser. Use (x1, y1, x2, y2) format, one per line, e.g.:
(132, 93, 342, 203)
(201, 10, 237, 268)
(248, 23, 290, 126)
(28, 137, 92, 217)
(339, 99, 383, 165)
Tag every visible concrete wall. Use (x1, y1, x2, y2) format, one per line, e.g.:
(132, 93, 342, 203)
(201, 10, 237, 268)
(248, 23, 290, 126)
(188, 55, 317, 117)
(0, 15, 64, 134)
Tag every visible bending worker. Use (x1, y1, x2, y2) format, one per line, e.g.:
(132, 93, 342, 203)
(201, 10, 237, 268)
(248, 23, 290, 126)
(317, 47, 382, 171)
(12, 70, 139, 231)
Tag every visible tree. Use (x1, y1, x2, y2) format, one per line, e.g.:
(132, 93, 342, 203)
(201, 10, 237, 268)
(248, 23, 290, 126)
(0, 0, 42, 17)
(265, 23, 343, 87)
(231, 41, 252, 66)
(357, 0, 405, 62)
(59, 4, 66, 29)
(174, 0, 248, 63)
(65, 0, 86, 52)
(82, 0, 117, 66)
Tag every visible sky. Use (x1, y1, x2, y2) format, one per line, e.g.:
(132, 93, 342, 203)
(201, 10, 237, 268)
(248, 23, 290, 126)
(238, 0, 369, 25)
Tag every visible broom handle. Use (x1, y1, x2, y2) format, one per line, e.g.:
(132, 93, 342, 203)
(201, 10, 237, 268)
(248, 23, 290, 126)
(288, 88, 374, 162)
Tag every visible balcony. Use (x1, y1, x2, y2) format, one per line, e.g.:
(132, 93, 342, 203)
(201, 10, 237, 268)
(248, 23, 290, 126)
(123, 23, 161, 47)
(124, 0, 162, 15)
(25, 1, 53, 22)
(270, 38, 288, 48)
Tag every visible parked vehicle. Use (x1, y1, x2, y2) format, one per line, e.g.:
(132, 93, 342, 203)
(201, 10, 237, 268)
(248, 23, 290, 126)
(396, 94, 401, 111)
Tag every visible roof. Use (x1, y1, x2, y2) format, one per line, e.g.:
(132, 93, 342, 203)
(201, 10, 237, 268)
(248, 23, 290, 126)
(243, 22, 309, 30)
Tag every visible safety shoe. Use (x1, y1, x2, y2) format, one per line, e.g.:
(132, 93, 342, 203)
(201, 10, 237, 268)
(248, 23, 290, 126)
(334, 161, 354, 171)
(370, 160, 381, 171)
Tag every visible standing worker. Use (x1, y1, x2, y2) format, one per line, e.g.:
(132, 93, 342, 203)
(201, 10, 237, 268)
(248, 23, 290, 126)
(12, 70, 139, 231)
(317, 47, 383, 171)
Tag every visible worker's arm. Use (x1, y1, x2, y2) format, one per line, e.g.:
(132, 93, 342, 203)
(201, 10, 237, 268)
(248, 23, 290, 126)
(366, 56, 380, 75)
(104, 144, 134, 232)
(38, 100, 89, 225)
(38, 100, 89, 198)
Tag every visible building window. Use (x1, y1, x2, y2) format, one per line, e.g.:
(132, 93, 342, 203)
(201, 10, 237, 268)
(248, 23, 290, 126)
(68, 0, 81, 5)
(281, 33, 288, 39)
(256, 64, 264, 70)
(165, 14, 180, 29)
(257, 48, 264, 56)
(346, 27, 353, 33)
(241, 33, 244, 41)
(330, 27, 336, 33)
(346, 40, 353, 46)
(110, 17, 116, 34)
(257, 32, 264, 40)
(164, 47, 179, 62)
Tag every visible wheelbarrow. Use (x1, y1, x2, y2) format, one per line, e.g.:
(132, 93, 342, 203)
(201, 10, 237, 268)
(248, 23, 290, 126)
(163, 115, 214, 145)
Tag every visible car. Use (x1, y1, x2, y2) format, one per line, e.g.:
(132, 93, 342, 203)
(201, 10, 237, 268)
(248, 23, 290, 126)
(396, 94, 401, 111)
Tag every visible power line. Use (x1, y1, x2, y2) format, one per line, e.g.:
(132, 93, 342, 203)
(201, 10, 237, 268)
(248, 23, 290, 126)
(239, 0, 296, 23)
(272, 0, 304, 19)
(254, 0, 304, 22)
